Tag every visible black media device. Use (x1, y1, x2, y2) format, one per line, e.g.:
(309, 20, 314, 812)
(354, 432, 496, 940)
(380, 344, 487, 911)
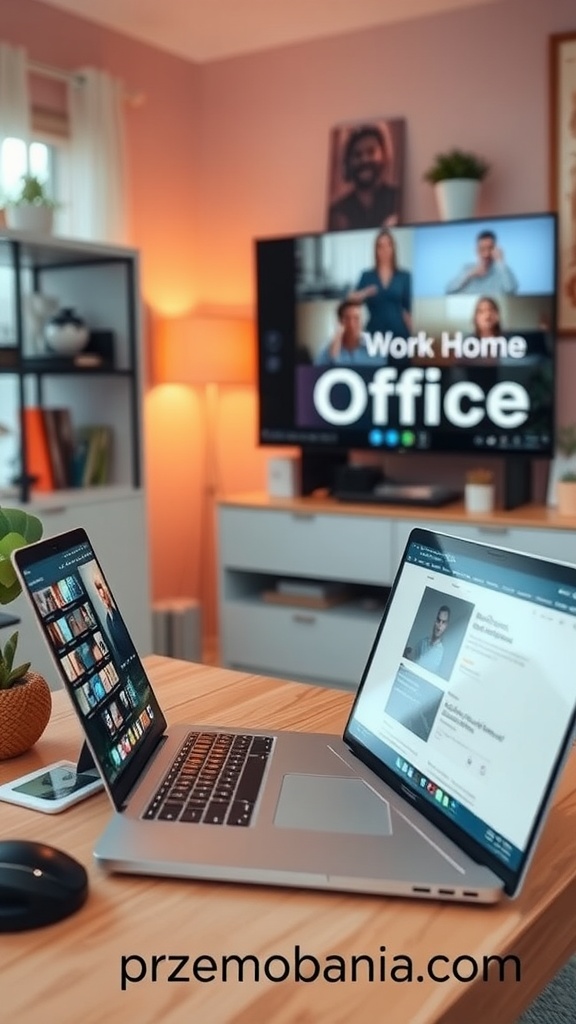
(256, 212, 557, 505)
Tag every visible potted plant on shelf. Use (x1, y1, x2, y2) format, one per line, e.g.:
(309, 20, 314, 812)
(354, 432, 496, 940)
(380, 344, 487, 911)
(557, 472, 576, 517)
(423, 148, 490, 221)
(0, 506, 51, 760)
(3, 173, 56, 234)
(464, 467, 495, 514)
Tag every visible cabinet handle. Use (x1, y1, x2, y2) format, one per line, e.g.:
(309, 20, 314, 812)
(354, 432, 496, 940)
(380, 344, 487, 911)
(292, 613, 317, 625)
(291, 513, 316, 522)
(37, 506, 68, 515)
(475, 526, 509, 535)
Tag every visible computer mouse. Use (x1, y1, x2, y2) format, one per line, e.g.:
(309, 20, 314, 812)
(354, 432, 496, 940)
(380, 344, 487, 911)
(0, 839, 88, 931)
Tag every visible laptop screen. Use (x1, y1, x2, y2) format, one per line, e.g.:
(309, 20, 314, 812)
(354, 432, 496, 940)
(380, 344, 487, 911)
(14, 529, 167, 810)
(345, 528, 576, 896)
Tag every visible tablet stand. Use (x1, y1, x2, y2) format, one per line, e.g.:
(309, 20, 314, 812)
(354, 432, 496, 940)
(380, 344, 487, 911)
(76, 741, 99, 774)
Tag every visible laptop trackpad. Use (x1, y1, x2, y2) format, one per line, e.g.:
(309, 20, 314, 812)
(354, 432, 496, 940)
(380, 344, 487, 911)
(274, 774, 392, 835)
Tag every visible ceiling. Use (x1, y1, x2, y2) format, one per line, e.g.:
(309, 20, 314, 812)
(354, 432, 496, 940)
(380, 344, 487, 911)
(35, 0, 499, 64)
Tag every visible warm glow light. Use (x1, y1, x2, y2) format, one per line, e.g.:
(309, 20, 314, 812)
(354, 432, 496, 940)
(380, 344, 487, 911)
(156, 314, 256, 387)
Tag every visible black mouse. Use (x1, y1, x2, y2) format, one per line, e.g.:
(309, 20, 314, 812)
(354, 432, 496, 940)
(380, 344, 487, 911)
(0, 839, 88, 931)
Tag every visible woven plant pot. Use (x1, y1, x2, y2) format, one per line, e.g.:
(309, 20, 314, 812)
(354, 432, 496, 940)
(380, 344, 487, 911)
(0, 671, 52, 760)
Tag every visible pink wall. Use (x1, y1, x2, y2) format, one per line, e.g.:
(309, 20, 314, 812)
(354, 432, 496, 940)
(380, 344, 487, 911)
(1, 0, 575, 621)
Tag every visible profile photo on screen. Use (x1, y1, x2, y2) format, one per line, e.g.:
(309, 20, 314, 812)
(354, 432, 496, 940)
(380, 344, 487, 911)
(403, 587, 475, 681)
(326, 118, 405, 232)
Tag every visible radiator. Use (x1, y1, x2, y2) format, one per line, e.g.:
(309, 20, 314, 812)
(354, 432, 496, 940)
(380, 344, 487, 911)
(152, 599, 202, 662)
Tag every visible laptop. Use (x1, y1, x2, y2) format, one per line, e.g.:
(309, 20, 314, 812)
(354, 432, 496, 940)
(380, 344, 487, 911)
(12, 525, 576, 903)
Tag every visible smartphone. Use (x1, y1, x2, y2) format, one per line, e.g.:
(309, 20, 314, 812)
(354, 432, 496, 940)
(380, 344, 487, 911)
(0, 760, 103, 814)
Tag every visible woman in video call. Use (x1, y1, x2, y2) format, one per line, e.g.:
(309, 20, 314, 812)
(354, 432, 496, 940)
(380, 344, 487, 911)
(473, 295, 503, 337)
(348, 228, 412, 339)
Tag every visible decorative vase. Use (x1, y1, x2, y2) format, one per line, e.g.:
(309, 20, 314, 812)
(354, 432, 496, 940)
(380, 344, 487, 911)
(5, 204, 54, 235)
(434, 179, 480, 221)
(464, 482, 495, 514)
(45, 307, 89, 357)
(556, 481, 576, 517)
(0, 671, 52, 760)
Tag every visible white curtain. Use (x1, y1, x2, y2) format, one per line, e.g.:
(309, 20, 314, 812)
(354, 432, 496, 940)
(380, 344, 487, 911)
(68, 68, 128, 245)
(0, 42, 30, 201)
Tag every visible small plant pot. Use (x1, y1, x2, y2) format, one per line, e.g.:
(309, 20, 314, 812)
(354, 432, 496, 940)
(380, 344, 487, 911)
(434, 179, 480, 221)
(556, 481, 576, 517)
(5, 204, 54, 234)
(465, 482, 495, 514)
(0, 671, 52, 760)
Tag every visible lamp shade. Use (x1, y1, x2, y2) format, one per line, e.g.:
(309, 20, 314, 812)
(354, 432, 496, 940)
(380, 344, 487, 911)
(156, 314, 256, 387)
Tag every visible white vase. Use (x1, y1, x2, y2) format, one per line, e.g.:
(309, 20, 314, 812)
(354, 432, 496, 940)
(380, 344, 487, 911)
(556, 481, 576, 517)
(464, 482, 495, 514)
(434, 179, 480, 221)
(5, 204, 54, 234)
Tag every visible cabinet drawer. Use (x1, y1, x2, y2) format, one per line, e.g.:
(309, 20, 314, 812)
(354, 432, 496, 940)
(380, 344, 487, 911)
(393, 519, 576, 569)
(221, 601, 381, 688)
(219, 507, 394, 585)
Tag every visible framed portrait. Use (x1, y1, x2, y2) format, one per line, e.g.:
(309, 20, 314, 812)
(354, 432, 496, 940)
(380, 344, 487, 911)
(326, 117, 405, 233)
(549, 32, 576, 334)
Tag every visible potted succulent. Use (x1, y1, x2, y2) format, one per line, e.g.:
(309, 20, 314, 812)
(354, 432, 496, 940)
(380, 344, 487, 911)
(0, 506, 51, 759)
(557, 472, 576, 517)
(423, 148, 490, 221)
(551, 424, 576, 513)
(464, 467, 495, 514)
(3, 173, 56, 234)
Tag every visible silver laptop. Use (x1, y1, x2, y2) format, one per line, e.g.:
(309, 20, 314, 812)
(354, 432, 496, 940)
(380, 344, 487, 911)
(13, 526, 576, 903)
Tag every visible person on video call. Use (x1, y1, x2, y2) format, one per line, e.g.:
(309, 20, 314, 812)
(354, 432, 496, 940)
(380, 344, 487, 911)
(327, 125, 400, 232)
(347, 228, 412, 339)
(314, 299, 375, 365)
(445, 230, 518, 295)
(405, 605, 451, 673)
(93, 577, 133, 665)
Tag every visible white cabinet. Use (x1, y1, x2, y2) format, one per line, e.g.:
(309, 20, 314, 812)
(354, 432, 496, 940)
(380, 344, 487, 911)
(1, 490, 152, 690)
(219, 504, 393, 690)
(218, 496, 576, 691)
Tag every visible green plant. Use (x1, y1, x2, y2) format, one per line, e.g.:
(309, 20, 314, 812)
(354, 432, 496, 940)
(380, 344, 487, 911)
(9, 173, 56, 208)
(423, 148, 490, 184)
(0, 631, 30, 690)
(560, 471, 576, 483)
(0, 506, 43, 690)
(557, 424, 576, 459)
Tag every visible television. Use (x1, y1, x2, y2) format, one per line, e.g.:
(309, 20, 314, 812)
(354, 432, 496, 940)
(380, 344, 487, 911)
(256, 214, 557, 483)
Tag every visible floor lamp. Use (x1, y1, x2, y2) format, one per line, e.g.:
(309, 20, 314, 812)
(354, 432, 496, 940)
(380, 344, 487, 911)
(157, 313, 255, 650)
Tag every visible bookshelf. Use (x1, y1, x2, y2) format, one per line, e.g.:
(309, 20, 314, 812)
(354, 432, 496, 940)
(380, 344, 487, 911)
(0, 230, 141, 501)
(0, 230, 152, 686)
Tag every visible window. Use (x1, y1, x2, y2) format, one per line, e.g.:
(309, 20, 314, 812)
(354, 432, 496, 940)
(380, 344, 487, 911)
(1, 134, 71, 235)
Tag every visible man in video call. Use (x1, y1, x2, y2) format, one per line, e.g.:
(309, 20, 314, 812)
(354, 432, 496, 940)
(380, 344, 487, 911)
(445, 229, 518, 295)
(327, 124, 400, 232)
(405, 605, 451, 673)
(314, 299, 376, 365)
(93, 576, 133, 666)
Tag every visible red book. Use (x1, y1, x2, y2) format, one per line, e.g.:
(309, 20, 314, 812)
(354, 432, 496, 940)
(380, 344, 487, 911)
(23, 407, 55, 492)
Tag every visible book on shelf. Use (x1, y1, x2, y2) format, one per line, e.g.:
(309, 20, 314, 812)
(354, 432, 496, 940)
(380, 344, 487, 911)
(23, 407, 55, 492)
(42, 408, 75, 489)
(72, 426, 113, 488)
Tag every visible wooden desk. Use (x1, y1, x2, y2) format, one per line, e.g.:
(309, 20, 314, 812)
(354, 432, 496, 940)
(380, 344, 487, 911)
(2, 656, 576, 1024)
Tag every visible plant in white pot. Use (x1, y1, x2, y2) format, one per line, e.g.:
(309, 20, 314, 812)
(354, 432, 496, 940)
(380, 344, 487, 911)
(464, 467, 495, 514)
(0, 506, 51, 760)
(423, 149, 490, 221)
(557, 472, 576, 517)
(3, 174, 56, 234)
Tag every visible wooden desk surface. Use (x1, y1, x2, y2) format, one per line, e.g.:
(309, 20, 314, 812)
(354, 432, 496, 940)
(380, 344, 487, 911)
(2, 656, 576, 1024)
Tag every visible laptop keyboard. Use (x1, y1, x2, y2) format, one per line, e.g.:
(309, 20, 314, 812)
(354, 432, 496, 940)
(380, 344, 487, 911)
(143, 731, 274, 827)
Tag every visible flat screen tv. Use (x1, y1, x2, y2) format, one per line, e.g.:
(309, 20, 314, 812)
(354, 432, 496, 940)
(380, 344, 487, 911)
(256, 213, 557, 458)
